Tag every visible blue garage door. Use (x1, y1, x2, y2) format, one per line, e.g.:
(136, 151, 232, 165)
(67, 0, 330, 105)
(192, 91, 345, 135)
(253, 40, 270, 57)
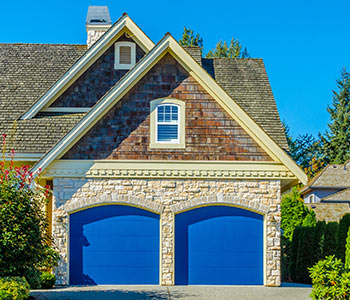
(175, 206, 263, 285)
(69, 205, 159, 285)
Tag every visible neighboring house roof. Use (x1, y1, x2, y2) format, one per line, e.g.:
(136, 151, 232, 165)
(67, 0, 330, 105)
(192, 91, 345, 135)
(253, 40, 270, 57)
(300, 160, 350, 194)
(27, 33, 306, 185)
(322, 188, 350, 202)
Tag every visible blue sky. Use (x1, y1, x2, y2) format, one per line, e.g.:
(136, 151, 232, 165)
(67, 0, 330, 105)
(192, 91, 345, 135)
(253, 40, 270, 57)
(2, 0, 349, 138)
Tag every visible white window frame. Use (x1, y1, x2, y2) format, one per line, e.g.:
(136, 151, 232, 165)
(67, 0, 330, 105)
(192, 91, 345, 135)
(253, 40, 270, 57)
(150, 98, 185, 149)
(309, 194, 315, 203)
(114, 41, 136, 70)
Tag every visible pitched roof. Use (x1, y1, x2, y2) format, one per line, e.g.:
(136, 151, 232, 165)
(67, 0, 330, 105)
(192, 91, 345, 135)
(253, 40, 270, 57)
(300, 160, 350, 193)
(0, 43, 86, 152)
(202, 58, 288, 149)
(322, 188, 350, 202)
(27, 33, 306, 185)
(0, 44, 288, 153)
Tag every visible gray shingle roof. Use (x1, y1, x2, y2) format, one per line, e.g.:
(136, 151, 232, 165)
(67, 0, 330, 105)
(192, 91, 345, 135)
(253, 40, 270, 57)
(300, 161, 350, 193)
(322, 188, 350, 202)
(0, 43, 288, 153)
(0, 43, 86, 152)
(202, 58, 288, 149)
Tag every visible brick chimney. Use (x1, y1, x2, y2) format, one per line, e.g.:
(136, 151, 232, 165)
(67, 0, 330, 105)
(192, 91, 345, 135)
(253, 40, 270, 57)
(86, 6, 112, 48)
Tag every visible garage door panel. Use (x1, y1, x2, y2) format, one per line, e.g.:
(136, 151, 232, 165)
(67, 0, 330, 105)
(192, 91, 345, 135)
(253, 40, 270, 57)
(175, 206, 263, 285)
(69, 205, 159, 285)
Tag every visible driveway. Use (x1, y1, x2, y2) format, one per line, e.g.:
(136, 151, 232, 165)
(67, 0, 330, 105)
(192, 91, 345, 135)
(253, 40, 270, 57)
(31, 284, 312, 300)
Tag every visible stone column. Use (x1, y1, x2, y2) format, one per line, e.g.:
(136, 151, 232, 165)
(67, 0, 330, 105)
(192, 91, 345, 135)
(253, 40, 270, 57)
(161, 208, 175, 285)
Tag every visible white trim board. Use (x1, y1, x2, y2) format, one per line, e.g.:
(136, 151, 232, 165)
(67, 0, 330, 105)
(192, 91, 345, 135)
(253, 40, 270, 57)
(30, 34, 307, 185)
(21, 14, 154, 120)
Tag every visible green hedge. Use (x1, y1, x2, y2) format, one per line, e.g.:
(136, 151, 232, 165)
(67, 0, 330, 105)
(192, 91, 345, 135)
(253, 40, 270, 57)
(0, 277, 29, 300)
(286, 214, 350, 284)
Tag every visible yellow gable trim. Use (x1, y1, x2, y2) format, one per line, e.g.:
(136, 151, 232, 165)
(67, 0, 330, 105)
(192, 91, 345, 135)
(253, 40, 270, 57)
(21, 15, 154, 120)
(30, 34, 307, 185)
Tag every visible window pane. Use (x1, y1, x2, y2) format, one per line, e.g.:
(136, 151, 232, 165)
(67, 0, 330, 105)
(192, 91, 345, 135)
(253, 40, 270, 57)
(119, 46, 131, 64)
(172, 113, 178, 121)
(171, 106, 178, 114)
(165, 113, 171, 122)
(157, 107, 164, 122)
(157, 124, 178, 142)
(165, 106, 171, 114)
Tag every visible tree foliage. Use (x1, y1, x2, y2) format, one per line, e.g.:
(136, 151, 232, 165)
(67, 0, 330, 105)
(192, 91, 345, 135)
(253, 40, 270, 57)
(337, 214, 350, 262)
(281, 187, 316, 240)
(0, 134, 55, 279)
(309, 256, 350, 300)
(178, 27, 249, 58)
(283, 122, 324, 178)
(320, 69, 350, 164)
(206, 37, 250, 58)
(324, 222, 339, 257)
(178, 27, 203, 51)
(345, 227, 350, 270)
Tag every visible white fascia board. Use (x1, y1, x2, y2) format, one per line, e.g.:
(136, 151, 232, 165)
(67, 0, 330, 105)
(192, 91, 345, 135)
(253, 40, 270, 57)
(31, 34, 307, 185)
(5, 153, 44, 161)
(30, 37, 170, 176)
(41, 107, 91, 113)
(21, 15, 154, 120)
(167, 38, 307, 185)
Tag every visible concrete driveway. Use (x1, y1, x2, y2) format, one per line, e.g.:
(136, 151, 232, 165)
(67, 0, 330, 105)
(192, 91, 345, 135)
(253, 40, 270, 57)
(31, 284, 312, 300)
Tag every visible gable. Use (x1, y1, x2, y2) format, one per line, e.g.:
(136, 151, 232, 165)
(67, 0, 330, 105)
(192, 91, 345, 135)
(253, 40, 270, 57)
(21, 14, 154, 120)
(63, 54, 272, 161)
(39, 34, 145, 111)
(30, 34, 307, 185)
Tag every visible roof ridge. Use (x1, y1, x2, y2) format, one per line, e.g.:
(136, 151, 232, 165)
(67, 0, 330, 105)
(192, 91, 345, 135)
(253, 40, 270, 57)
(0, 43, 87, 46)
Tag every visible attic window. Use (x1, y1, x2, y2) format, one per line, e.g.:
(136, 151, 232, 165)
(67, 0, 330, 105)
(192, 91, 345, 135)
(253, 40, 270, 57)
(115, 41, 136, 70)
(149, 98, 186, 149)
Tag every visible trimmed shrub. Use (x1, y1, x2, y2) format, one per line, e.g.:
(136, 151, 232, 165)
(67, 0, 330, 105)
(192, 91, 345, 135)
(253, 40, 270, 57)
(40, 272, 56, 289)
(281, 187, 316, 241)
(336, 214, 350, 261)
(309, 255, 350, 300)
(23, 268, 41, 290)
(314, 221, 326, 261)
(345, 227, 350, 270)
(0, 277, 30, 300)
(324, 222, 339, 257)
(296, 226, 316, 283)
(290, 226, 302, 282)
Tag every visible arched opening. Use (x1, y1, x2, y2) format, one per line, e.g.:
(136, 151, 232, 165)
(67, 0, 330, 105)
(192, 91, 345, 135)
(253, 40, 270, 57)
(175, 205, 264, 285)
(69, 204, 160, 285)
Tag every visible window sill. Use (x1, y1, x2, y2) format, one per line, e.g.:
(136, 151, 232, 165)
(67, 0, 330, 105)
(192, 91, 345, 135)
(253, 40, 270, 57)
(149, 142, 185, 149)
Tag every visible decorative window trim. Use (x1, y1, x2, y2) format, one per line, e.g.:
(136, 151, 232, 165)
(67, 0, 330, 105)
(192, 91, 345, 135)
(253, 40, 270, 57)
(114, 41, 136, 70)
(150, 99, 185, 149)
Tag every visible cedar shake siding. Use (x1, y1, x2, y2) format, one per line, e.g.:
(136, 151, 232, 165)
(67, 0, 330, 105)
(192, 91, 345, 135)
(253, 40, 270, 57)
(49, 34, 145, 108)
(63, 54, 272, 161)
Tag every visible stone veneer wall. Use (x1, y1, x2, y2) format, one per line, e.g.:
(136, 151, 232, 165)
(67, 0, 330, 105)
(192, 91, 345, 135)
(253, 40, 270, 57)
(306, 203, 350, 222)
(52, 177, 281, 286)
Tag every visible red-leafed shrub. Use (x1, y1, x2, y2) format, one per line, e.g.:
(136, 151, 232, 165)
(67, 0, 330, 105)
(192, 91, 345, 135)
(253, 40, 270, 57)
(0, 134, 58, 287)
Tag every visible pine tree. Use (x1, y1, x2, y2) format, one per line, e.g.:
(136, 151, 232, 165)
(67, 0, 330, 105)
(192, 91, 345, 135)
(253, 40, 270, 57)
(320, 69, 350, 164)
(323, 221, 338, 257)
(206, 37, 250, 58)
(178, 27, 203, 51)
(336, 213, 350, 261)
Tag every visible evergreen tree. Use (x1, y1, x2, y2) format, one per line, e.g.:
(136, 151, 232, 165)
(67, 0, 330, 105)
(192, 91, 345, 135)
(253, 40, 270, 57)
(282, 122, 324, 178)
(178, 27, 203, 51)
(336, 213, 350, 261)
(323, 221, 338, 257)
(345, 227, 350, 269)
(320, 69, 350, 164)
(206, 37, 250, 58)
(281, 187, 316, 240)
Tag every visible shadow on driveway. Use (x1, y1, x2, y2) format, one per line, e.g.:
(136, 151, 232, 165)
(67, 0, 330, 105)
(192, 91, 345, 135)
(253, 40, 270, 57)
(31, 285, 311, 300)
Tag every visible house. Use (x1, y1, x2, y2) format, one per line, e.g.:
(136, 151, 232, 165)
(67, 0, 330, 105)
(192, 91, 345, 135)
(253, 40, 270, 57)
(301, 161, 350, 222)
(0, 6, 307, 286)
